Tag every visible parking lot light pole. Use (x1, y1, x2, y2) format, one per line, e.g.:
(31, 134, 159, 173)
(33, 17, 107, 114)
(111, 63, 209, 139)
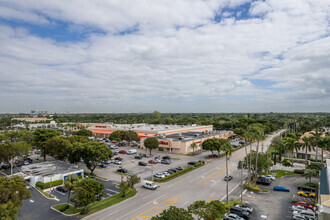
(151, 162, 154, 181)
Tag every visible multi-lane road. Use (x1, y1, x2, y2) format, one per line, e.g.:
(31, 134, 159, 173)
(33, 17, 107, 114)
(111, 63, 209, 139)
(84, 131, 283, 220)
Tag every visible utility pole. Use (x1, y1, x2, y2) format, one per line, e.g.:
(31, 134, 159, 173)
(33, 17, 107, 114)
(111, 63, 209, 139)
(241, 163, 243, 204)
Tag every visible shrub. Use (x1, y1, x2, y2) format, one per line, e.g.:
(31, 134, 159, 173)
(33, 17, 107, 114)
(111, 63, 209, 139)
(307, 164, 321, 170)
(44, 179, 63, 189)
(36, 181, 45, 189)
(80, 209, 89, 215)
(304, 182, 318, 188)
(282, 160, 293, 167)
(244, 183, 261, 191)
(294, 169, 305, 174)
(59, 204, 70, 212)
(292, 200, 298, 203)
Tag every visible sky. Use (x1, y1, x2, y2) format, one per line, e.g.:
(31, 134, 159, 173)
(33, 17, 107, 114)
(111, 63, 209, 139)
(0, 0, 329, 113)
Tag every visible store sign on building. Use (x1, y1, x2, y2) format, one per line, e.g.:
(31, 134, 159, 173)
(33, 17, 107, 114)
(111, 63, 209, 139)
(159, 141, 169, 145)
(96, 126, 106, 128)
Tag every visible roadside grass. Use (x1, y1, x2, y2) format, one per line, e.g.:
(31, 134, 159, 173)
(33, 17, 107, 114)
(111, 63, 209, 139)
(36, 187, 55, 199)
(52, 203, 81, 215)
(275, 170, 297, 178)
(151, 161, 205, 183)
(79, 187, 137, 217)
(244, 183, 269, 193)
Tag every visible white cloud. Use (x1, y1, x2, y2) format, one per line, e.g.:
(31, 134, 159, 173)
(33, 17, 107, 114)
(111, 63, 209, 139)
(0, 0, 329, 112)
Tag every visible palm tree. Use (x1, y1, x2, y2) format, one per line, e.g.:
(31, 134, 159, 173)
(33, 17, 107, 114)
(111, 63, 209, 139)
(222, 142, 233, 205)
(276, 140, 287, 166)
(303, 169, 317, 183)
(242, 131, 251, 182)
(311, 130, 322, 161)
(301, 136, 312, 168)
(64, 174, 79, 204)
(284, 137, 300, 166)
(248, 125, 264, 181)
(318, 136, 330, 167)
(190, 142, 197, 155)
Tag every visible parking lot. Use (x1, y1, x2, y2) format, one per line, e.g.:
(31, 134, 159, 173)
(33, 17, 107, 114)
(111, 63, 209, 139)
(81, 146, 207, 181)
(236, 175, 318, 220)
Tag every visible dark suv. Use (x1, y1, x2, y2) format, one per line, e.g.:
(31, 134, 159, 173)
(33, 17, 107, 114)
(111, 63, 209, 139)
(256, 177, 271, 185)
(297, 185, 315, 192)
(229, 206, 250, 219)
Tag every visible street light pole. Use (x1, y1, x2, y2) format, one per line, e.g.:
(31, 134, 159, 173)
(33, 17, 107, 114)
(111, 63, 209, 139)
(151, 162, 154, 181)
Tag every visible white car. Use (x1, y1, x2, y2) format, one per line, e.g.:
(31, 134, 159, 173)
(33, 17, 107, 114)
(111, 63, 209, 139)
(154, 173, 165, 179)
(292, 205, 307, 212)
(293, 210, 316, 220)
(114, 160, 122, 165)
(224, 213, 244, 220)
(162, 171, 171, 177)
(261, 175, 275, 181)
(142, 180, 158, 190)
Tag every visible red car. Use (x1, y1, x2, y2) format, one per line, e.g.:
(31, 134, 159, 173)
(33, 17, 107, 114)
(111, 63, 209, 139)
(119, 150, 127, 154)
(295, 201, 314, 210)
(114, 157, 123, 161)
(148, 160, 157, 164)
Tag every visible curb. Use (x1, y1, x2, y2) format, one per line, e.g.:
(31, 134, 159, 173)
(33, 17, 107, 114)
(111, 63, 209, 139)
(33, 187, 58, 200)
(50, 204, 80, 216)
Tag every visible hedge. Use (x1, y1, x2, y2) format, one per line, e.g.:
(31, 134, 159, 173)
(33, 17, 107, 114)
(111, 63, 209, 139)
(36, 179, 63, 189)
(282, 160, 293, 167)
(307, 164, 321, 170)
(244, 183, 261, 191)
(294, 169, 305, 174)
(303, 182, 318, 188)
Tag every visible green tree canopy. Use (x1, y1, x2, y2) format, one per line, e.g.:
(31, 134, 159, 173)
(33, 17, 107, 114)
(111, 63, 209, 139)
(0, 176, 31, 220)
(144, 137, 159, 155)
(152, 206, 194, 220)
(81, 142, 113, 174)
(187, 200, 226, 220)
(64, 174, 79, 204)
(201, 139, 216, 155)
(71, 178, 104, 211)
(45, 136, 71, 161)
(123, 130, 139, 144)
(109, 130, 125, 142)
(32, 129, 61, 161)
(126, 174, 141, 188)
(74, 129, 93, 137)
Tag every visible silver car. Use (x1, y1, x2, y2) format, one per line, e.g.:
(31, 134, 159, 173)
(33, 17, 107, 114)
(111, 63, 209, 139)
(224, 213, 244, 220)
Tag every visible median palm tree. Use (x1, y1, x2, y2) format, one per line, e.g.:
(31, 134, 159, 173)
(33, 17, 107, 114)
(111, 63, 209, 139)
(301, 136, 312, 168)
(222, 141, 233, 205)
(64, 174, 79, 204)
(247, 124, 264, 181)
(284, 137, 301, 166)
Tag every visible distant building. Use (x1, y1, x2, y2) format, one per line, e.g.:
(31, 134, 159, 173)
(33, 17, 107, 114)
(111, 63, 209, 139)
(319, 159, 330, 219)
(20, 161, 83, 187)
(296, 131, 328, 160)
(11, 117, 52, 123)
(140, 130, 234, 154)
(87, 123, 213, 138)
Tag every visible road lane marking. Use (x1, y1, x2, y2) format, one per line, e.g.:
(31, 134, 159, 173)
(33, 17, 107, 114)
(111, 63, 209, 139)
(209, 192, 216, 198)
(242, 196, 258, 201)
(120, 201, 153, 219)
(220, 181, 241, 202)
(131, 197, 179, 220)
(167, 184, 175, 188)
(107, 210, 119, 216)
(180, 200, 190, 208)
(233, 152, 245, 160)
(196, 166, 228, 185)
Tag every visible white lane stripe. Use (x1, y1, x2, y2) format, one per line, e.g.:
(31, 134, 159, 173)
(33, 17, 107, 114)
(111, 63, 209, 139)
(180, 201, 190, 208)
(106, 189, 120, 193)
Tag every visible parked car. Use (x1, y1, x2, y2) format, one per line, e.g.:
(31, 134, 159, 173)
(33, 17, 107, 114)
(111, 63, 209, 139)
(224, 175, 233, 181)
(298, 185, 316, 192)
(142, 154, 151, 158)
(56, 186, 68, 193)
(292, 214, 307, 220)
(234, 204, 253, 213)
(99, 164, 107, 168)
(273, 185, 290, 192)
(168, 168, 177, 173)
(142, 180, 158, 190)
(1, 164, 10, 169)
(292, 210, 316, 219)
(154, 158, 162, 163)
(167, 170, 175, 174)
(210, 154, 219, 157)
(292, 205, 307, 212)
(117, 168, 127, 173)
(229, 206, 250, 219)
(162, 171, 170, 176)
(148, 160, 157, 164)
(16, 162, 23, 167)
(23, 161, 30, 165)
(256, 177, 271, 185)
(114, 160, 122, 165)
(114, 157, 123, 161)
(26, 158, 33, 163)
(162, 156, 171, 160)
(154, 172, 165, 179)
(135, 155, 143, 159)
(138, 161, 147, 166)
(161, 159, 171, 164)
(297, 191, 315, 198)
(176, 166, 184, 171)
(295, 201, 315, 210)
(119, 150, 127, 154)
(187, 161, 198, 166)
(224, 213, 244, 220)
(127, 149, 137, 155)
(113, 150, 118, 155)
(262, 175, 275, 181)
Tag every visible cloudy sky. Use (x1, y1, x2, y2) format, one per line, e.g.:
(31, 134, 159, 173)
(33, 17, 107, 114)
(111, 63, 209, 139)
(0, 0, 329, 113)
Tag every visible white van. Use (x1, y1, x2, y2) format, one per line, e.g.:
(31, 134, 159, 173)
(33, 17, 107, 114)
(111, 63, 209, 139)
(142, 180, 158, 190)
(127, 149, 137, 155)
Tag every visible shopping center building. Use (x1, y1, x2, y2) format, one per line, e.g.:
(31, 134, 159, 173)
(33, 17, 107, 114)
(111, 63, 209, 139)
(87, 123, 214, 138)
(140, 130, 234, 154)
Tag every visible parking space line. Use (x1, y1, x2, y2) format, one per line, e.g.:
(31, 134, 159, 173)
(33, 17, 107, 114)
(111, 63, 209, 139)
(196, 166, 228, 185)
(131, 197, 179, 220)
(242, 196, 258, 201)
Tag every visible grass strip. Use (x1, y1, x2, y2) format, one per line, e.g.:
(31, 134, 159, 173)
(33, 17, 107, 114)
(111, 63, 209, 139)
(79, 187, 137, 217)
(275, 170, 297, 178)
(52, 203, 81, 215)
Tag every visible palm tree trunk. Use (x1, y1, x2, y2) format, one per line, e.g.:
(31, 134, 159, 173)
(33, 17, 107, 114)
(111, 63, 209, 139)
(226, 153, 228, 204)
(67, 190, 71, 204)
(315, 147, 318, 161)
(305, 146, 308, 169)
(249, 144, 252, 183)
(292, 148, 294, 166)
(321, 148, 324, 167)
(255, 141, 259, 181)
